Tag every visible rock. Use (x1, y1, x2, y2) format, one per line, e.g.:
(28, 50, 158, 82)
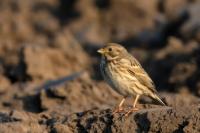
(39, 72, 121, 114)
(98, 0, 159, 41)
(162, 0, 188, 20)
(0, 110, 46, 133)
(51, 124, 73, 133)
(0, 75, 10, 93)
(0, 0, 199, 132)
(52, 106, 200, 133)
(22, 42, 89, 82)
(180, 1, 200, 41)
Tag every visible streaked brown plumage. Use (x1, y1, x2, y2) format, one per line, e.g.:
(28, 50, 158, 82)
(97, 43, 165, 115)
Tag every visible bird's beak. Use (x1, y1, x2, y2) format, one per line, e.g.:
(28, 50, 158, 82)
(97, 48, 105, 54)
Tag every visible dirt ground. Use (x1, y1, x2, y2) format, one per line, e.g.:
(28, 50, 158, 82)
(0, 0, 200, 132)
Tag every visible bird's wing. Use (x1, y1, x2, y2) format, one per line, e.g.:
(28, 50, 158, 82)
(126, 55, 157, 93)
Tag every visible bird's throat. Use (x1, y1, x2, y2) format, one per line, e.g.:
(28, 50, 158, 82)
(104, 55, 119, 63)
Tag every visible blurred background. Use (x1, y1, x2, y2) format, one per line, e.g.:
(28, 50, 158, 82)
(0, 0, 199, 119)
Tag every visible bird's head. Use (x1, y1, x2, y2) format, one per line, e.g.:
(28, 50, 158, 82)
(97, 43, 127, 60)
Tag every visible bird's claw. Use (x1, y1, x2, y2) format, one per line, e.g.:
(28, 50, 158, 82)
(112, 107, 125, 114)
(124, 108, 139, 117)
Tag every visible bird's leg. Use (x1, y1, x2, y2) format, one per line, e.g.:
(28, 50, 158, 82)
(133, 95, 140, 108)
(125, 95, 140, 116)
(113, 98, 126, 114)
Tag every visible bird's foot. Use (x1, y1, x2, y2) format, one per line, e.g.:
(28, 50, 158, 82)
(112, 107, 125, 114)
(124, 107, 139, 117)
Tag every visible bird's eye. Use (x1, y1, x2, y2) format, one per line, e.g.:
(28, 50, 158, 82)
(108, 48, 112, 52)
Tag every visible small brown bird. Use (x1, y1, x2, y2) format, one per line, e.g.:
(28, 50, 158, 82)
(98, 43, 165, 115)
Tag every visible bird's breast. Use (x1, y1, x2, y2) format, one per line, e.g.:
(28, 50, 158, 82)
(100, 58, 137, 96)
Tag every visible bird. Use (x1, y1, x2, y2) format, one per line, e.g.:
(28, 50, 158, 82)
(97, 43, 166, 116)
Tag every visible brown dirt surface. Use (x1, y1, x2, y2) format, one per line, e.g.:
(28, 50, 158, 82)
(0, 0, 200, 132)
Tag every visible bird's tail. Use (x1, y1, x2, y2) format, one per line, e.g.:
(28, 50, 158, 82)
(150, 93, 166, 106)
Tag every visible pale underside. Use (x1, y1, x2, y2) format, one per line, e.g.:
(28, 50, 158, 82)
(100, 54, 157, 97)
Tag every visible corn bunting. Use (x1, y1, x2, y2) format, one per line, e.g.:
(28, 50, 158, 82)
(97, 43, 166, 116)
